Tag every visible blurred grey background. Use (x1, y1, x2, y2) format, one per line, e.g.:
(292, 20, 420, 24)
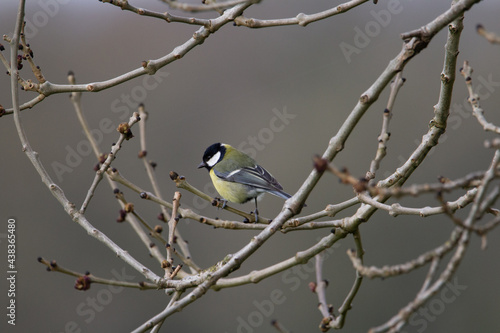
(1, 0, 500, 332)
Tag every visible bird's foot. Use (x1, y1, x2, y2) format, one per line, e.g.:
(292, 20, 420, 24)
(252, 208, 259, 223)
(212, 197, 228, 210)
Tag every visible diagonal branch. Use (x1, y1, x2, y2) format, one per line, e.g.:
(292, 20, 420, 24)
(101, 0, 212, 26)
(80, 113, 141, 213)
(460, 60, 500, 134)
(367, 72, 405, 182)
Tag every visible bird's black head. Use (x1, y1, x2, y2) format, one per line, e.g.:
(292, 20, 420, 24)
(198, 143, 226, 170)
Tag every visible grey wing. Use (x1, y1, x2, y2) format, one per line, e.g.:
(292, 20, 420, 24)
(214, 165, 291, 199)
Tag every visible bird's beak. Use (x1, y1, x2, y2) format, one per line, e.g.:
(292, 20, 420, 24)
(198, 161, 207, 169)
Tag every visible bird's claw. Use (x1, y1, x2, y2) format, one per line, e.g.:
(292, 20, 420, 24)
(252, 209, 259, 223)
(212, 197, 228, 210)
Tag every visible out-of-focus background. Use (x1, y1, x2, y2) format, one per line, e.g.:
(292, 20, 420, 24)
(1, 1, 500, 332)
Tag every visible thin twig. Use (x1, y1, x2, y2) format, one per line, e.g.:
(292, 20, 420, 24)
(347, 227, 462, 279)
(108, 169, 267, 230)
(357, 188, 477, 217)
(38, 257, 157, 290)
(79, 112, 141, 213)
(330, 229, 364, 329)
(101, 0, 212, 26)
(371, 146, 499, 333)
(114, 191, 167, 245)
(367, 72, 405, 182)
(418, 257, 440, 295)
(282, 197, 359, 230)
(170, 171, 258, 222)
(234, 0, 369, 28)
(213, 230, 347, 290)
(159, 0, 252, 13)
(270, 320, 291, 333)
(165, 192, 181, 278)
(137, 104, 198, 271)
(476, 24, 500, 45)
(460, 60, 500, 134)
(68, 73, 169, 267)
(314, 253, 333, 323)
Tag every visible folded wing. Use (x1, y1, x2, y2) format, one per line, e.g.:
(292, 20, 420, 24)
(214, 165, 291, 200)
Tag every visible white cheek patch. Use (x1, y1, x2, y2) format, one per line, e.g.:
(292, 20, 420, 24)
(207, 151, 221, 167)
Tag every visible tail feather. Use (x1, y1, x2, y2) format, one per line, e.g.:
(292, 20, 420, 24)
(267, 190, 292, 200)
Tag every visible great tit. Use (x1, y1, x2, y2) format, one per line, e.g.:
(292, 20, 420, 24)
(198, 143, 291, 221)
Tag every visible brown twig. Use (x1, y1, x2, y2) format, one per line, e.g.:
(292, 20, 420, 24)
(37, 257, 157, 290)
(101, 0, 212, 26)
(109, 169, 267, 230)
(476, 24, 500, 45)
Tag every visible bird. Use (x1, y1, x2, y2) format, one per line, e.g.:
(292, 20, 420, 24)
(198, 143, 291, 222)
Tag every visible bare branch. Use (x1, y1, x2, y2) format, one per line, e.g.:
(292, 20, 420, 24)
(460, 60, 500, 134)
(371, 149, 500, 332)
(38, 257, 157, 290)
(101, 0, 211, 26)
(476, 24, 500, 45)
(314, 253, 334, 327)
(80, 112, 141, 213)
(158, 0, 254, 13)
(234, 0, 369, 28)
(2, 1, 255, 115)
(347, 227, 462, 279)
(367, 72, 406, 182)
(377, 1, 465, 190)
(212, 230, 348, 290)
(165, 191, 181, 279)
(329, 229, 364, 329)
